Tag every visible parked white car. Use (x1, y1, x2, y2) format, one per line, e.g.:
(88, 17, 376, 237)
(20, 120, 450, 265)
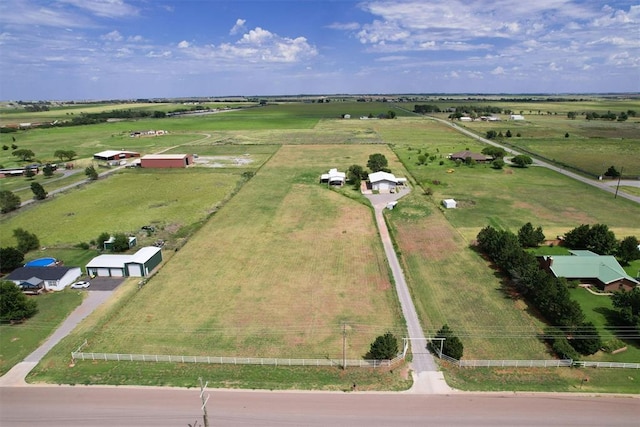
(70, 281, 90, 289)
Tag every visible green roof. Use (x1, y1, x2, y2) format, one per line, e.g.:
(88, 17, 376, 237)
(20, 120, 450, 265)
(545, 251, 639, 285)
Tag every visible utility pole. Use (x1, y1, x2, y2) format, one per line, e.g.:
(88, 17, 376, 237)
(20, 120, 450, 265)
(342, 323, 347, 370)
(614, 167, 623, 199)
(199, 377, 210, 427)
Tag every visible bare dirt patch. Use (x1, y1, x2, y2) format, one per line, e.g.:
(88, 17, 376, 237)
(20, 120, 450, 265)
(395, 218, 459, 261)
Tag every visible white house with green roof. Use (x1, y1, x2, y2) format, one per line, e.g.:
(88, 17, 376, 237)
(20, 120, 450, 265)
(539, 250, 639, 292)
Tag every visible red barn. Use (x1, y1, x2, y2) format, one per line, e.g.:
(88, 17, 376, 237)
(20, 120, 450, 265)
(140, 154, 193, 168)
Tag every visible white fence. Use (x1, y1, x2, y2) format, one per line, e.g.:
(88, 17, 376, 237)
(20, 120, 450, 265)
(575, 361, 640, 369)
(71, 351, 405, 369)
(459, 359, 573, 368)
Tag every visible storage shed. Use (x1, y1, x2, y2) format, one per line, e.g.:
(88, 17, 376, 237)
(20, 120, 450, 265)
(140, 154, 193, 168)
(368, 171, 406, 193)
(93, 150, 140, 161)
(442, 199, 457, 209)
(86, 247, 163, 278)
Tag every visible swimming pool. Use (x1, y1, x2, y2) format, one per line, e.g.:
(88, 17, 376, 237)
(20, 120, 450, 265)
(25, 257, 57, 267)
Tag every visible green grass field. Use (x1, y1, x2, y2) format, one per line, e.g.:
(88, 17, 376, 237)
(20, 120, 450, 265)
(0, 291, 83, 376)
(0, 169, 242, 248)
(5, 99, 639, 392)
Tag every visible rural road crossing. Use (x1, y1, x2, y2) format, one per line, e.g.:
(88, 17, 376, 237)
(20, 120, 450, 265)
(366, 188, 453, 394)
(0, 291, 112, 387)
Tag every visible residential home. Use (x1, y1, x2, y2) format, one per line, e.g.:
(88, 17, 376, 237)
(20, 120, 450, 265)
(6, 266, 82, 292)
(539, 250, 639, 292)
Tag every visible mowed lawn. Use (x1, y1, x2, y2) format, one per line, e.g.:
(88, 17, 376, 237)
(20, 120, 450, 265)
(80, 145, 405, 359)
(0, 169, 241, 247)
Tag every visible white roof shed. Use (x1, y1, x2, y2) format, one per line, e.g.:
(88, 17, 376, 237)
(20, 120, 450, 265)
(442, 199, 457, 209)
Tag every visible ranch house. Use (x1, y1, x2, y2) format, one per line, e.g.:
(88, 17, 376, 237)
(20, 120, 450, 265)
(449, 150, 491, 163)
(6, 266, 82, 292)
(538, 250, 639, 292)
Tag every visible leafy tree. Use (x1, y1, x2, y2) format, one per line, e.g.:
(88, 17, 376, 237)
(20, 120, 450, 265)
(485, 130, 497, 139)
(617, 236, 640, 265)
(544, 327, 579, 360)
(42, 164, 54, 177)
(85, 165, 98, 180)
(570, 322, 601, 355)
(0, 281, 38, 323)
(110, 233, 130, 253)
(367, 331, 399, 360)
(612, 288, 640, 330)
(2, 145, 8, 150)
(565, 132, 570, 138)
(24, 168, 35, 179)
(491, 159, 505, 169)
(567, 111, 577, 119)
(434, 324, 464, 359)
(96, 232, 110, 250)
(517, 222, 545, 248)
(30, 182, 47, 200)
(54, 150, 77, 161)
(11, 148, 35, 161)
(417, 154, 427, 165)
(387, 110, 396, 119)
(603, 165, 620, 178)
(564, 224, 618, 255)
(13, 228, 39, 254)
(481, 146, 506, 159)
(511, 155, 533, 168)
(0, 190, 21, 214)
(505, 129, 512, 137)
(0, 247, 24, 272)
(367, 153, 389, 173)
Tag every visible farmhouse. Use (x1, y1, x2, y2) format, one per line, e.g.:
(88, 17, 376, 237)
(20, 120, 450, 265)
(442, 198, 457, 209)
(368, 171, 406, 193)
(449, 150, 491, 163)
(5, 266, 82, 292)
(539, 250, 639, 292)
(86, 246, 163, 278)
(93, 150, 140, 161)
(140, 154, 194, 168)
(319, 168, 346, 186)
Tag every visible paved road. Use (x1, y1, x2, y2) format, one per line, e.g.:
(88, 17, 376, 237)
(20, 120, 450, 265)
(366, 188, 451, 394)
(429, 116, 640, 204)
(0, 291, 112, 387)
(0, 386, 637, 426)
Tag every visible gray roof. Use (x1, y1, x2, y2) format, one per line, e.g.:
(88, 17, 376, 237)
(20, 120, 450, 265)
(6, 266, 74, 281)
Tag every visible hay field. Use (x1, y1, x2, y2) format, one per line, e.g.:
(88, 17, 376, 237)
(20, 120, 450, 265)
(81, 145, 405, 359)
(386, 191, 549, 359)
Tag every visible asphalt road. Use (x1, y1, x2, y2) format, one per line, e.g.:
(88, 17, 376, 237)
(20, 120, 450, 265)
(1, 387, 638, 426)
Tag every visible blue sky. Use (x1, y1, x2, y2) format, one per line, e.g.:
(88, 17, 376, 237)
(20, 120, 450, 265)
(0, 0, 638, 100)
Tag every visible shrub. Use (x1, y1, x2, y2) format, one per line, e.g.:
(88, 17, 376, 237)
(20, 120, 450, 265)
(367, 331, 399, 360)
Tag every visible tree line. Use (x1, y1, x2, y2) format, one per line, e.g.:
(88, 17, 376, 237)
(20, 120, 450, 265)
(475, 222, 639, 359)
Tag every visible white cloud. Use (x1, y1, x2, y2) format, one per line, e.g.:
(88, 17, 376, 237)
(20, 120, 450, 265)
(59, 0, 139, 19)
(178, 40, 190, 49)
(327, 22, 360, 30)
(101, 30, 123, 42)
(230, 18, 247, 35)
(491, 66, 505, 75)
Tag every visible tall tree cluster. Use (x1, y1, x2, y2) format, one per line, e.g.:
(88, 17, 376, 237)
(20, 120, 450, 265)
(476, 224, 601, 356)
